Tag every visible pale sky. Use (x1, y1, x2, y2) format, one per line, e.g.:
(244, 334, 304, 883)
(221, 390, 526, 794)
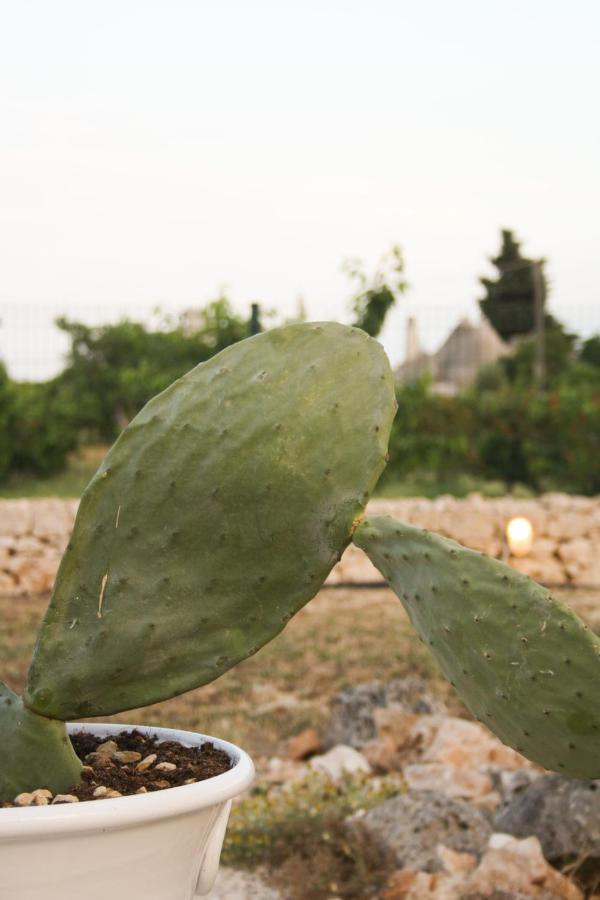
(1, 0, 599, 380)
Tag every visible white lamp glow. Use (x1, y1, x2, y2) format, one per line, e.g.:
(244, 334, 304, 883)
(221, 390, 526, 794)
(506, 517, 534, 557)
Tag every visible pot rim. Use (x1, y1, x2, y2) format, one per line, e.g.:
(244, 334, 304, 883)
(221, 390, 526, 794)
(0, 722, 254, 839)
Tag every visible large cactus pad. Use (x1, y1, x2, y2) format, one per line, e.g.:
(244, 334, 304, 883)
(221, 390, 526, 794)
(0, 682, 82, 799)
(354, 516, 600, 778)
(26, 323, 395, 720)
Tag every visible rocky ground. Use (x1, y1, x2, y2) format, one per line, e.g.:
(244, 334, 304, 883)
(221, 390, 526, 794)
(1, 585, 599, 898)
(220, 677, 600, 899)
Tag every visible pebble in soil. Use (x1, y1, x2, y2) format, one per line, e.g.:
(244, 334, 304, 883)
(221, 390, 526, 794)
(0, 729, 232, 807)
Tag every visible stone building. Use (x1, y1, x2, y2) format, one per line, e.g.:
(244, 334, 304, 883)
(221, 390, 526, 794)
(395, 316, 511, 394)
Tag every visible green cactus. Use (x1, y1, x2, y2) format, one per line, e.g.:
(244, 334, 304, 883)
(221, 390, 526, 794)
(353, 516, 600, 779)
(0, 319, 598, 801)
(24, 322, 395, 722)
(0, 682, 82, 799)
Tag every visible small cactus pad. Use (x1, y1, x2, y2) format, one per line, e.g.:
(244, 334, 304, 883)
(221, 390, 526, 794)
(25, 323, 395, 719)
(354, 516, 600, 778)
(0, 682, 82, 800)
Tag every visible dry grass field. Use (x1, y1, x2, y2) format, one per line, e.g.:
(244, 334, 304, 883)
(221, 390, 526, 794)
(2, 585, 599, 762)
(0, 587, 441, 757)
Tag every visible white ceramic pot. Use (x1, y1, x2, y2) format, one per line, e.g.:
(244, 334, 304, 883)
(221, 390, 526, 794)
(0, 722, 254, 900)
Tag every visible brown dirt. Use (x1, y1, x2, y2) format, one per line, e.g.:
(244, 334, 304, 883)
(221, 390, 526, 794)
(0, 729, 232, 806)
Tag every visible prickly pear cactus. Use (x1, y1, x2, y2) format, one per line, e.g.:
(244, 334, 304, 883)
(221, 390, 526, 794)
(0, 682, 82, 798)
(25, 323, 395, 720)
(354, 516, 600, 778)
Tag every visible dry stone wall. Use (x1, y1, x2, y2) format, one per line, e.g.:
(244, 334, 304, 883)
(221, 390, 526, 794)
(0, 494, 598, 596)
(330, 495, 600, 587)
(0, 500, 78, 595)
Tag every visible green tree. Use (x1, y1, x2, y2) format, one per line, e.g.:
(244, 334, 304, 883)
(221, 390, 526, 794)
(580, 334, 600, 368)
(479, 229, 550, 342)
(499, 320, 577, 388)
(0, 363, 13, 479)
(345, 244, 408, 337)
(55, 297, 248, 441)
(187, 296, 250, 349)
(385, 376, 476, 482)
(8, 378, 80, 476)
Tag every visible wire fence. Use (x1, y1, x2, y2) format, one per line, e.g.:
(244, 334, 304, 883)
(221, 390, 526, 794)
(0, 302, 174, 382)
(0, 299, 598, 384)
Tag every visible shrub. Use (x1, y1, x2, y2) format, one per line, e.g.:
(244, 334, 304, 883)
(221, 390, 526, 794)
(8, 378, 80, 477)
(0, 364, 13, 480)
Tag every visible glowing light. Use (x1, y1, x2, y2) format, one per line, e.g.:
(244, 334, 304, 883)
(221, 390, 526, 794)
(506, 517, 534, 557)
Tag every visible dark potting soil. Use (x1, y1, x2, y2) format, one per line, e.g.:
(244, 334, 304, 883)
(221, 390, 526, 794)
(1, 729, 232, 807)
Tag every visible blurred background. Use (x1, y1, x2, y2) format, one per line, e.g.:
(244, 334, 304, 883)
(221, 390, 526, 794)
(0, 0, 598, 496)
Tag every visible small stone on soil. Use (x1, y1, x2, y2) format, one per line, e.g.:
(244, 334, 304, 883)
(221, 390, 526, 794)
(112, 750, 142, 764)
(23, 788, 53, 806)
(136, 753, 157, 772)
(95, 740, 118, 756)
(1, 730, 232, 808)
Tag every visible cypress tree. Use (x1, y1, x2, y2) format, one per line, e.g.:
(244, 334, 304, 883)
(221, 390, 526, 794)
(479, 229, 548, 342)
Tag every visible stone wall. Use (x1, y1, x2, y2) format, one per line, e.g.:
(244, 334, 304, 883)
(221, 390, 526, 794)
(0, 494, 598, 596)
(0, 499, 78, 595)
(330, 495, 600, 587)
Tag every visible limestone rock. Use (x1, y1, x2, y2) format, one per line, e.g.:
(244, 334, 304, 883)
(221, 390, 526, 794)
(557, 538, 592, 577)
(362, 708, 420, 771)
(324, 678, 446, 750)
(363, 712, 529, 777)
(403, 763, 493, 799)
(416, 715, 529, 770)
(436, 844, 477, 874)
(14, 536, 46, 557)
(210, 867, 282, 899)
(381, 834, 582, 898)
(498, 767, 542, 803)
(286, 727, 321, 761)
(382, 870, 440, 898)
(349, 791, 492, 872)
(511, 554, 566, 585)
(31, 499, 76, 540)
(309, 744, 371, 781)
(495, 774, 600, 863)
(547, 511, 590, 541)
(574, 554, 600, 587)
(0, 500, 33, 537)
(0, 571, 17, 595)
(2, 496, 599, 595)
(262, 756, 308, 785)
(435, 508, 498, 554)
(460, 834, 583, 899)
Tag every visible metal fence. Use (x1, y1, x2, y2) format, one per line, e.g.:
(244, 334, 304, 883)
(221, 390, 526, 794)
(0, 299, 598, 384)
